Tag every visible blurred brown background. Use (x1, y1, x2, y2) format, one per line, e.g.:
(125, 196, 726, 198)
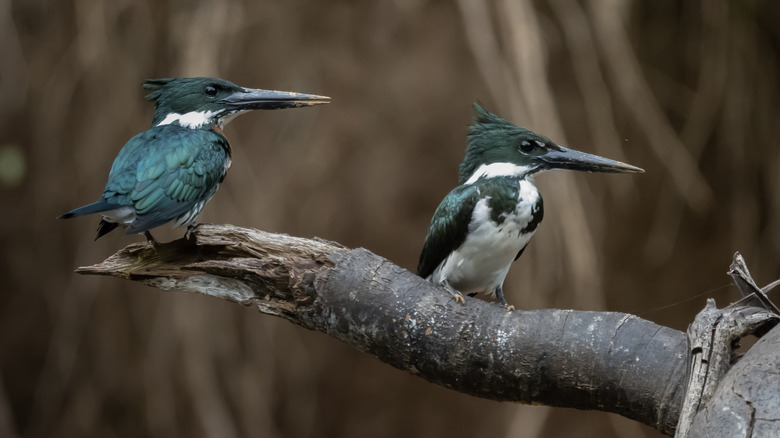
(1, 0, 779, 437)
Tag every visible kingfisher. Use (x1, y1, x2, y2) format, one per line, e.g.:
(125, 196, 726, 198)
(58, 77, 329, 241)
(417, 104, 643, 310)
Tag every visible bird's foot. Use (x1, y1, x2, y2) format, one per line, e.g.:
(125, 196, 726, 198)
(144, 231, 158, 249)
(495, 297, 515, 311)
(185, 223, 198, 241)
(440, 280, 466, 305)
(495, 286, 514, 311)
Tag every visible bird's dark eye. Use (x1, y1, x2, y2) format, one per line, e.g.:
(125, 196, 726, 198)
(520, 140, 534, 153)
(204, 85, 218, 96)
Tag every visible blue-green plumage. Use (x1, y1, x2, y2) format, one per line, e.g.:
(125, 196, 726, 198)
(59, 77, 329, 240)
(109, 125, 227, 232)
(417, 104, 642, 309)
(417, 184, 479, 281)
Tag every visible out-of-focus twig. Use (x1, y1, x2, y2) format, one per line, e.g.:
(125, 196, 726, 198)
(589, 0, 713, 213)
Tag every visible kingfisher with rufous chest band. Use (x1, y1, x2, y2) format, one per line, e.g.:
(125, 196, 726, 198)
(58, 77, 329, 242)
(417, 104, 643, 310)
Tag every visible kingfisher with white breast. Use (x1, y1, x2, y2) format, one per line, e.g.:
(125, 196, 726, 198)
(417, 104, 643, 309)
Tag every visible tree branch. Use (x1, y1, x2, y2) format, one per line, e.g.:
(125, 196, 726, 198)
(77, 224, 687, 435)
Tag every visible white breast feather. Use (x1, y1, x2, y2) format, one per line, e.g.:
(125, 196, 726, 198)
(431, 179, 540, 296)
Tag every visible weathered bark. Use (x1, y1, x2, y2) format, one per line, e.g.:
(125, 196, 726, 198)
(78, 224, 688, 434)
(688, 324, 780, 437)
(674, 253, 780, 438)
(676, 300, 779, 438)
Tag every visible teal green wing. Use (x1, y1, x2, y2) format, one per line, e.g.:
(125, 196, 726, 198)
(416, 184, 480, 278)
(102, 124, 229, 233)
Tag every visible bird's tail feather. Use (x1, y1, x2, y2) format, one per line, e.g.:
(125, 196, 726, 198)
(58, 199, 121, 219)
(95, 220, 119, 240)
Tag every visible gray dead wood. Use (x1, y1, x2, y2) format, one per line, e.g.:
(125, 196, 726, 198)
(675, 253, 780, 438)
(77, 224, 691, 435)
(676, 302, 778, 438)
(687, 322, 780, 437)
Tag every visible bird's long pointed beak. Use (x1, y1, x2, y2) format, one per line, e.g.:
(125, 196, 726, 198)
(541, 146, 644, 174)
(219, 88, 331, 110)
